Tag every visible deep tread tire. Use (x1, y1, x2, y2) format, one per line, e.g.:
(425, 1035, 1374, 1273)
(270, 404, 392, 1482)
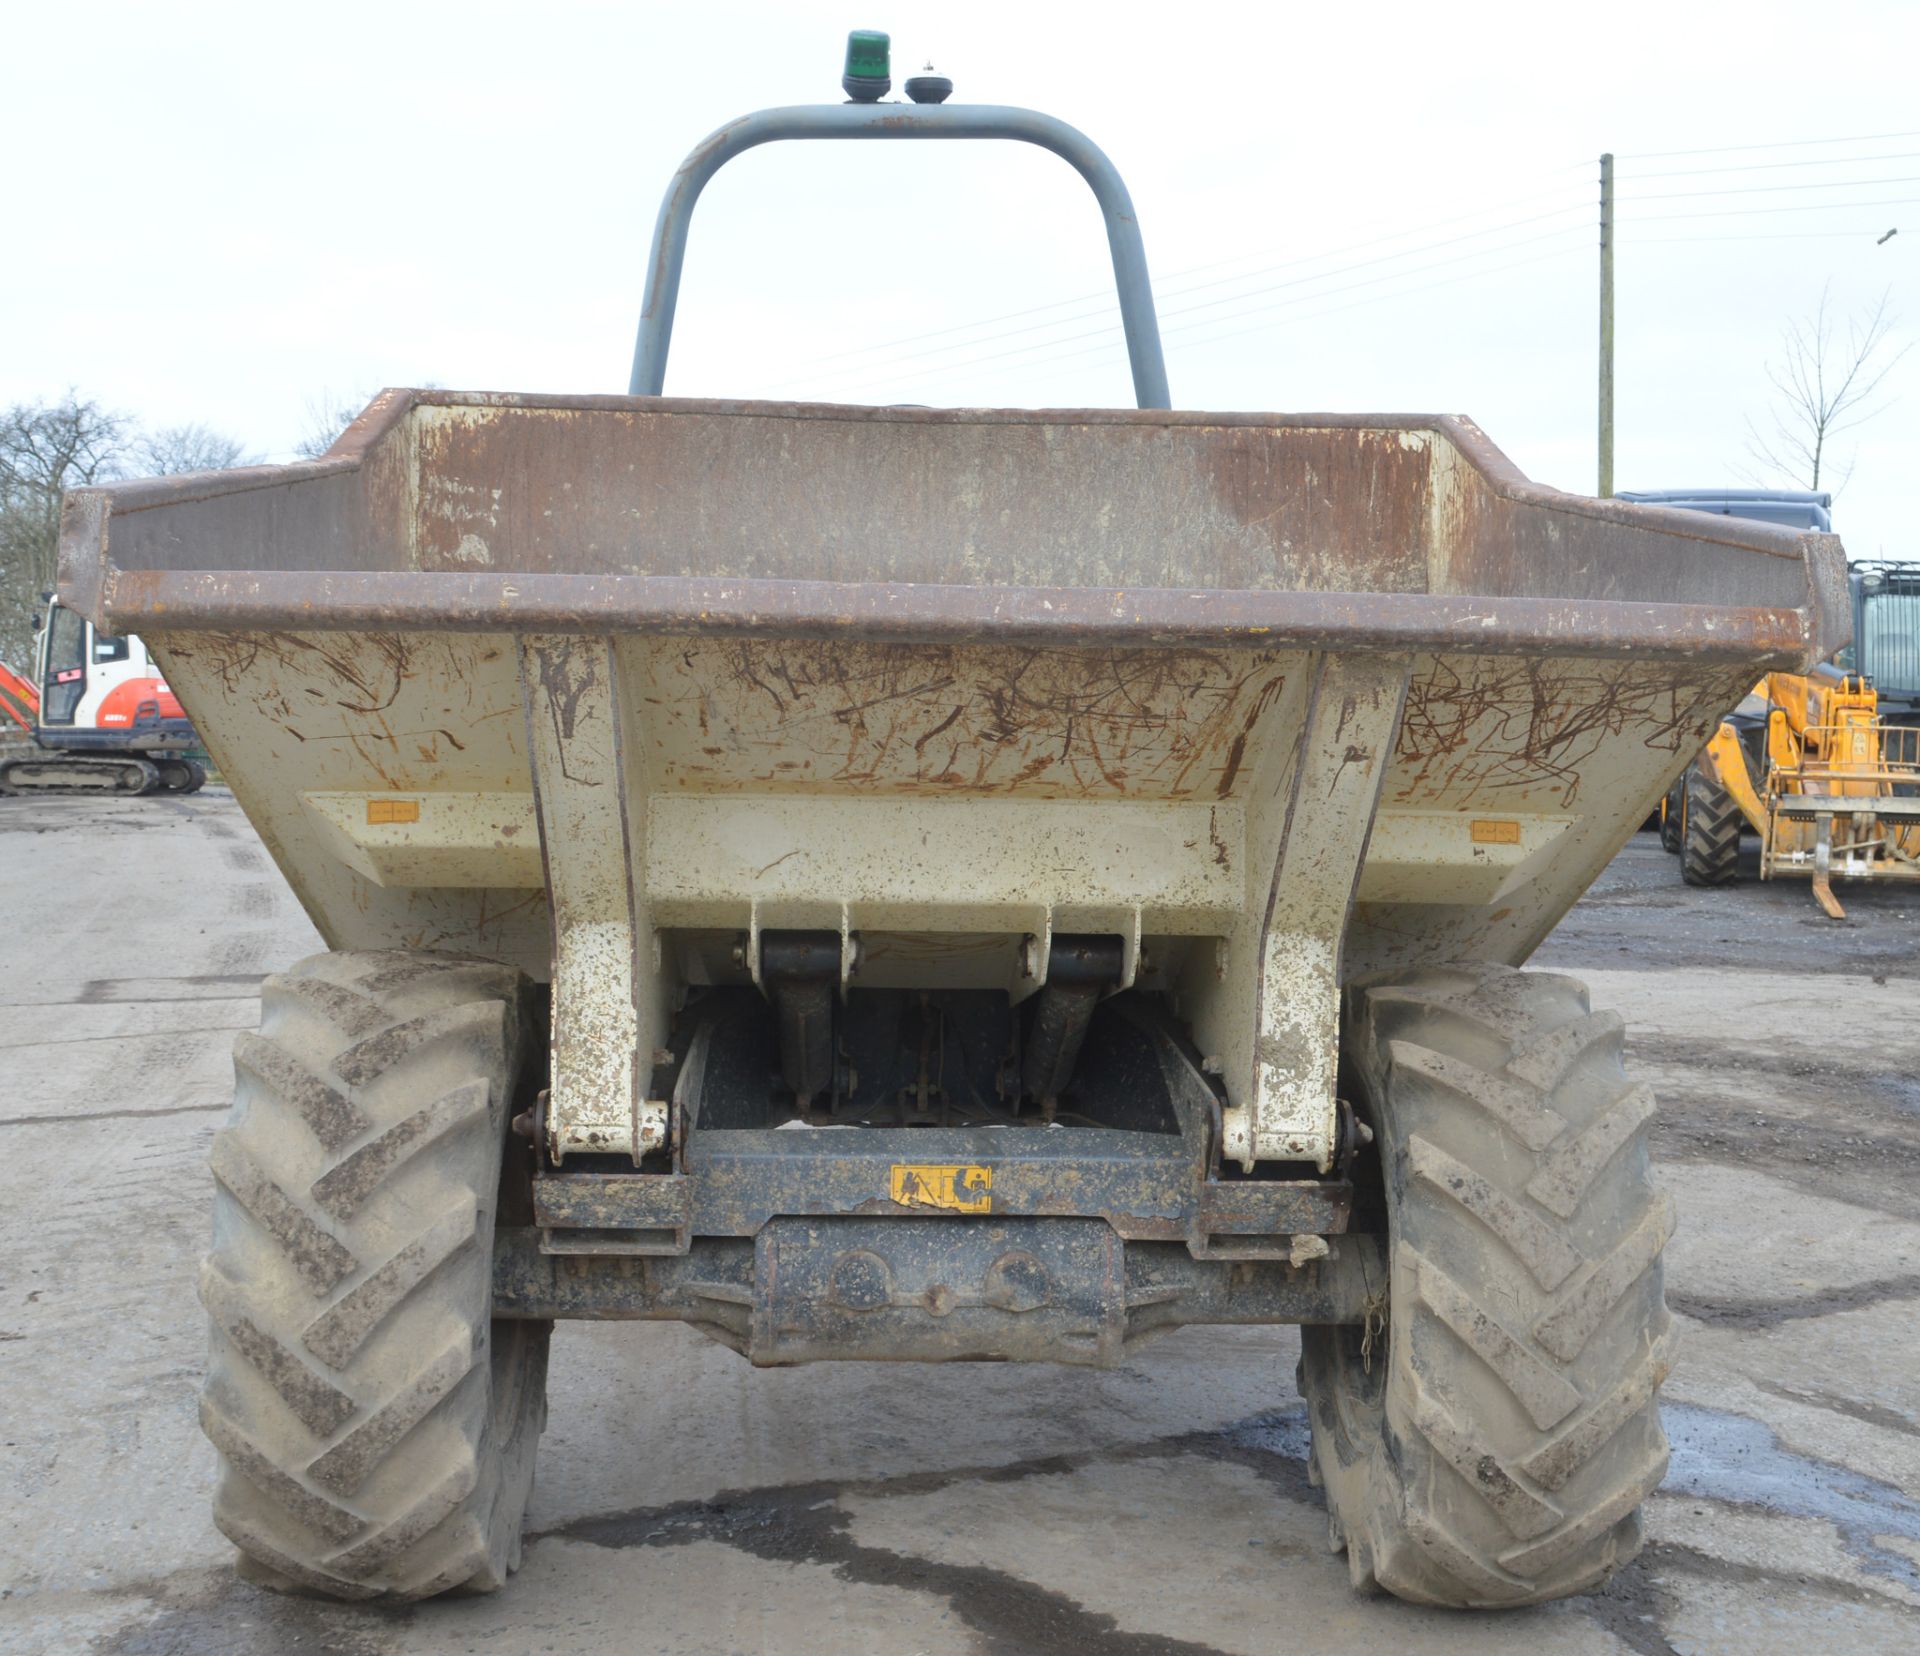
(1301, 962, 1674, 1608)
(201, 949, 549, 1602)
(1679, 766, 1740, 886)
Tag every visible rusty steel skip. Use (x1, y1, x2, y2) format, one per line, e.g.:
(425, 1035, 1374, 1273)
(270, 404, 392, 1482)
(67, 397, 1845, 1178)
(58, 79, 1847, 1610)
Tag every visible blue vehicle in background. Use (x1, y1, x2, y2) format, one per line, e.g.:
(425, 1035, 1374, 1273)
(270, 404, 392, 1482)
(1620, 490, 1919, 724)
(1621, 491, 1920, 899)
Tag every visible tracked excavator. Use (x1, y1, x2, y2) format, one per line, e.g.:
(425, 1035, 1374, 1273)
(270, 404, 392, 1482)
(0, 596, 206, 795)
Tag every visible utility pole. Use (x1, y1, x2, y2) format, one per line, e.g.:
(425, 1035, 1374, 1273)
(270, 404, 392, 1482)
(1598, 152, 1615, 497)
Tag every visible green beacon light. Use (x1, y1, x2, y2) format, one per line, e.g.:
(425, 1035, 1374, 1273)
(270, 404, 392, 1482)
(842, 29, 891, 102)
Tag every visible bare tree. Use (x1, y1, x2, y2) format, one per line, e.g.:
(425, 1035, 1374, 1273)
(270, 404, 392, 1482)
(293, 389, 373, 460)
(135, 422, 257, 476)
(0, 393, 131, 668)
(1746, 285, 1909, 493)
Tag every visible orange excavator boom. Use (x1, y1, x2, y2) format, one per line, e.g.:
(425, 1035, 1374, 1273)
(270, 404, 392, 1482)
(0, 657, 39, 733)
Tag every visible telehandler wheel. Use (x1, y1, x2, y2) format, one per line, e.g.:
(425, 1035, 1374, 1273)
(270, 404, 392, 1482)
(1657, 777, 1684, 855)
(200, 949, 550, 1602)
(1679, 766, 1740, 886)
(1300, 962, 1675, 1608)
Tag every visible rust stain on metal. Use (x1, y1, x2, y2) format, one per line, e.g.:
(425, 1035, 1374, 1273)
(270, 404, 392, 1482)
(98, 398, 1852, 1118)
(643, 640, 1292, 800)
(1198, 423, 1433, 596)
(1389, 656, 1751, 810)
(78, 398, 1838, 677)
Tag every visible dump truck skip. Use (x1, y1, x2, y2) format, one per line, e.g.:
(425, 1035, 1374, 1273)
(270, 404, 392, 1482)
(58, 70, 1848, 1612)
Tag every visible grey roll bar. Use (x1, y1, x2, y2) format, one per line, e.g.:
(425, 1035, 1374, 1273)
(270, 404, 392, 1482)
(628, 102, 1171, 409)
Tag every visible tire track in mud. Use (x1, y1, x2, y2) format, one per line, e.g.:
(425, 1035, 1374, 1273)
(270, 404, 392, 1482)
(1669, 1273, 1920, 1328)
(1754, 1379, 1920, 1443)
(60, 1383, 1920, 1650)
(538, 1416, 1322, 1656)
(527, 1401, 1919, 1654)
(1634, 1034, 1920, 1221)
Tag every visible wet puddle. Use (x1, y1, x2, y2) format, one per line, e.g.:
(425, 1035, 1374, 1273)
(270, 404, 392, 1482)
(1658, 1402, 1920, 1591)
(1881, 1075, 1920, 1117)
(1218, 1398, 1920, 1596)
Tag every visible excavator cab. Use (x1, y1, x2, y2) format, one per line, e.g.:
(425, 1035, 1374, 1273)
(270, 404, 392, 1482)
(0, 598, 206, 796)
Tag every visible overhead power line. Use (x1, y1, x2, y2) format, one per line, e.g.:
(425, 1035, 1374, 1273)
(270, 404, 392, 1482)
(1143, 228, 1587, 340)
(795, 210, 1591, 392)
(1140, 247, 1588, 365)
(781, 172, 1595, 380)
(1619, 128, 1920, 161)
(813, 180, 1901, 398)
(1627, 228, 1911, 243)
(1622, 196, 1920, 222)
(835, 241, 1587, 399)
(1622, 174, 1920, 202)
(826, 227, 1591, 395)
(1623, 148, 1920, 180)
(755, 133, 1907, 405)
(1098, 205, 1585, 313)
(960, 244, 1588, 395)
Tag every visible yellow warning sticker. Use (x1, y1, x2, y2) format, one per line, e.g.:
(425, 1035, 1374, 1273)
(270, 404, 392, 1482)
(1470, 818, 1522, 845)
(889, 1164, 992, 1214)
(367, 798, 421, 825)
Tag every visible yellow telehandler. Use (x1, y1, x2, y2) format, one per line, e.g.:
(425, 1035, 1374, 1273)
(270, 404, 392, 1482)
(1673, 666, 1920, 916)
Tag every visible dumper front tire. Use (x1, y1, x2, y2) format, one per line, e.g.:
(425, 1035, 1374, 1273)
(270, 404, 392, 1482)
(1300, 962, 1675, 1608)
(1679, 766, 1740, 886)
(200, 949, 549, 1602)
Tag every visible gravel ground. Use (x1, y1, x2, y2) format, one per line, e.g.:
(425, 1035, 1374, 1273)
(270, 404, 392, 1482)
(1, 793, 1916, 1655)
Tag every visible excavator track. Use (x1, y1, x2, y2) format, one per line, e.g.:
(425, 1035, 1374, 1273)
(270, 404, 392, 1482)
(154, 758, 209, 794)
(0, 754, 163, 796)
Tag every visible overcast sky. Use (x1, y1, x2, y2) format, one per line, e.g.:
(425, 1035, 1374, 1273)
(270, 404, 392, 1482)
(4, 1, 1914, 556)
